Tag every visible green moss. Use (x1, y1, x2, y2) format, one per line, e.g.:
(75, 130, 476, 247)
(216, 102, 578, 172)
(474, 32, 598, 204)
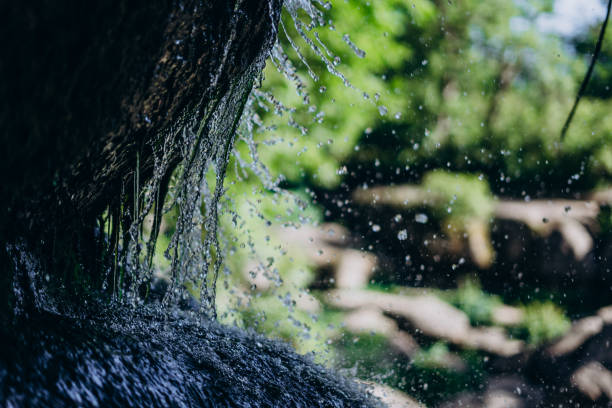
(409, 344, 487, 407)
(598, 205, 612, 235)
(334, 330, 402, 382)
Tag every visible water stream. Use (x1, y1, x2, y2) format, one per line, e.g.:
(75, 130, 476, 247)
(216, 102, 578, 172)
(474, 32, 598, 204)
(102, 0, 374, 321)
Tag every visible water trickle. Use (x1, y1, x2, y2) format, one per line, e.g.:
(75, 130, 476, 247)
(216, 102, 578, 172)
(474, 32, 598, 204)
(113, 43, 262, 318)
(277, 0, 377, 105)
(342, 34, 366, 58)
(95, 0, 369, 322)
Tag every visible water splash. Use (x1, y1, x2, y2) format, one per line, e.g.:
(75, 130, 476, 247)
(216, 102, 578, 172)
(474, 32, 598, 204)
(117, 72, 256, 319)
(272, 0, 388, 124)
(108, 1, 268, 318)
(107, 0, 367, 322)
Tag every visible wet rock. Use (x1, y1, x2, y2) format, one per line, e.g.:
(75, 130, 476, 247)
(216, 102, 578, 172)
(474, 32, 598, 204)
(547, 315, 604, 357)
(440, 376, 544, 408)
(571, 361, 612, 401)
(344, 307, 419, 357)
(0, 306, 381, 407)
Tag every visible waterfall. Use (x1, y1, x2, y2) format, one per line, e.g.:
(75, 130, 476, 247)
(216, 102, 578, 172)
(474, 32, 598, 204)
(99, 0, 372, 322)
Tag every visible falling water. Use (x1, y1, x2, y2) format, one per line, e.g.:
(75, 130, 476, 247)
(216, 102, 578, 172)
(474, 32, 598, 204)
(117, 72, 257, 319)
(102, 0, 374, 322)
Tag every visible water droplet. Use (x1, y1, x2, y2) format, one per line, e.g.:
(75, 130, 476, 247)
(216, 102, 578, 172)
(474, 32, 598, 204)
(342, 34, 366, 58)
(415, 214, 428, 224)
(397, 229, 408, 241)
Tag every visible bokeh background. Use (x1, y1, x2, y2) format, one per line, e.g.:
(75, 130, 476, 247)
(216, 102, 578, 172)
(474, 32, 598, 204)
(157, 0, 612, 405)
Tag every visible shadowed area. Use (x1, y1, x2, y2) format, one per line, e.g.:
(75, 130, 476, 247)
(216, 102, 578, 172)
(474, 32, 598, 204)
(0, 306, 379, 407)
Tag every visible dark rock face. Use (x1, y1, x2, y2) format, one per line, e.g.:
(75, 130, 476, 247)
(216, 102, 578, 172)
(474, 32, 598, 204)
(0, 0, 281, 315)
(0, 0, 279, 223)
(0, 307, 380, 407)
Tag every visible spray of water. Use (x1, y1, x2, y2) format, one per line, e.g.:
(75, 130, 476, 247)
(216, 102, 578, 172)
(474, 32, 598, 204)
(103, 0, 371, 322)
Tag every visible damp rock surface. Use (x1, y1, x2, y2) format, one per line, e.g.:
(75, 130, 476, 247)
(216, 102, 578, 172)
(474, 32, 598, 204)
(0, 305, 381, 408)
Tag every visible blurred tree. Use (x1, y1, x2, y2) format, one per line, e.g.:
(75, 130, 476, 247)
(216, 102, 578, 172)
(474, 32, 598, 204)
(248, 0, 610, 198)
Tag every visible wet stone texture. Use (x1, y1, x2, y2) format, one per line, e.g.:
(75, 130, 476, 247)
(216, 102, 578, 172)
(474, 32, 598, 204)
(1, 0, 279, 221)
(0, 306, 380, 407)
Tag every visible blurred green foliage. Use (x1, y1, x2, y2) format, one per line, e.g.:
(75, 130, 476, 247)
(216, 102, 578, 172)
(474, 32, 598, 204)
(156, 0, 612, 405)
(412, 342, 455, 370)
(256, 0, 611, 196)
(422, 170, 495, 224)
(519, 301, 572, 345)
(444, 278, 571, 345)
(446, 278, 503, 326)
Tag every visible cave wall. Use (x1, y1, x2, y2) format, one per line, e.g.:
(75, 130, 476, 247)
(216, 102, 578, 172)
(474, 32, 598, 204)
(0, 0, 283, 319)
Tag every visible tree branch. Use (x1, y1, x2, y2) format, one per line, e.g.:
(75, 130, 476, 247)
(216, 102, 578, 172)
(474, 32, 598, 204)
(560, 0, 612, 140)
